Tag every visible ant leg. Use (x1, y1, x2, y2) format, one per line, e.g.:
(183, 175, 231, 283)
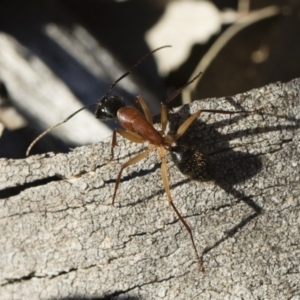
(174, 110, 203, 140)
(158, 146, 204, 272)
(111, 130, 117, 159)
(161, 104, 168, 134)
(136, 95, 153, 125)
(174, 107, 266, 141)
(111, 128, 145, 159)
(112, 148, 152, 205)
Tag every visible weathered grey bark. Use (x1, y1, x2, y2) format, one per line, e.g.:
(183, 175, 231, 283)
(1, 79, 300, 299)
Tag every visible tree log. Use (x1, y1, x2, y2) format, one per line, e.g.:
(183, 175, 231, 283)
(1, 79, 300, 299)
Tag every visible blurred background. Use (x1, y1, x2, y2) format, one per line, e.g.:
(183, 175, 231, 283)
(0, 0, 299, 158)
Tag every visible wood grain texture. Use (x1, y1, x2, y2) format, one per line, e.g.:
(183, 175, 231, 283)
(1, 79, 300, 299)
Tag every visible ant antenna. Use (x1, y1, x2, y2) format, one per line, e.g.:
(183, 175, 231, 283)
(26, 45, 171, 156)
(26, 104, 95, 156)
(164, 72, 203, 104)
(104, 45, 171, 98)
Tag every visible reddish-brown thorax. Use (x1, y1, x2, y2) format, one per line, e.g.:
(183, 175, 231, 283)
(117, 107, 164, 145)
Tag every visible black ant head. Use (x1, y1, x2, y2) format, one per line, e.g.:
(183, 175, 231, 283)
(95, 95, 125, 120)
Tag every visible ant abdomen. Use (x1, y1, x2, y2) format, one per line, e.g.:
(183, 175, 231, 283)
(171, 143, 214, 181)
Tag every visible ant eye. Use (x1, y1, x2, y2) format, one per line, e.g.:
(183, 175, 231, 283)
(95, 96, 125, 120)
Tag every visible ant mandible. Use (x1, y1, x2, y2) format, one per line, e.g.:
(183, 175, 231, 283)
(27, 46, 262, 271)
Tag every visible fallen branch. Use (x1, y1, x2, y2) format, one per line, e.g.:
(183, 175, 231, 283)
(1, 79, 300, 299)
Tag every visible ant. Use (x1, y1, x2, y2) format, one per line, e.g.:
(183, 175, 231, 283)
(27, 46, 263, 271)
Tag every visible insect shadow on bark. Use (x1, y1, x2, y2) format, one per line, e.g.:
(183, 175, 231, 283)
(164, 98, 264, 257)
